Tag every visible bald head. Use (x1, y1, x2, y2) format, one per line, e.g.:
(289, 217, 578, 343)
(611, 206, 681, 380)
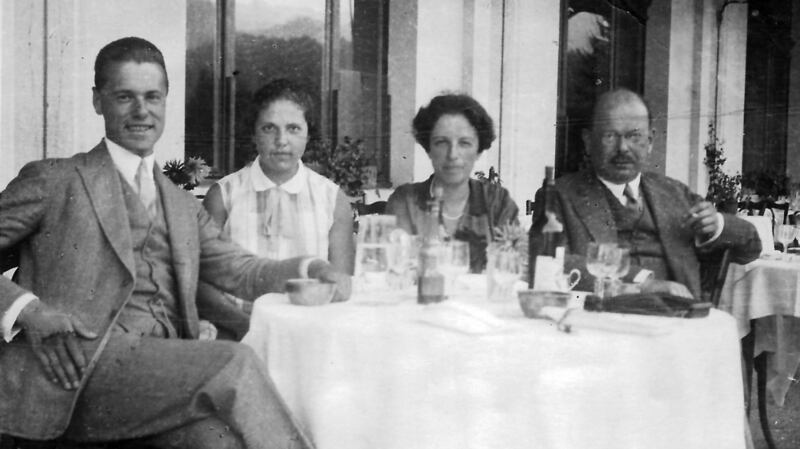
(582, 88, 654, 184)
(591, 88, 651, 130)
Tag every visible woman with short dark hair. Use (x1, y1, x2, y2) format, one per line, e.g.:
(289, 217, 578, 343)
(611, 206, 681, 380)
(199, 79, 354, 338)
(204, 79, 354, 272)
(386, 93, 519, 272)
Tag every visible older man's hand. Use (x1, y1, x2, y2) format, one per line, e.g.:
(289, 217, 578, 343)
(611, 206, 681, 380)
(683, 201, 721, 240)
(308, 260, 352, 302)
(16, 300, 98, 390)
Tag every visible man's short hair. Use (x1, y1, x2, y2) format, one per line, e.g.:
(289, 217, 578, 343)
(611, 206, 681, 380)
(94, 37, 168, 91)
(590, 88, 652, 129)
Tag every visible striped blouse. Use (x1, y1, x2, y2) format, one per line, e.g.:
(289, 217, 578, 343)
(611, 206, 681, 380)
(216, 158, 339, 261)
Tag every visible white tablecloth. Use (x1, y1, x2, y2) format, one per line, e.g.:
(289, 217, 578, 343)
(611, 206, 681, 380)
(243, 283, 745, 449)
(719, 256, 800, 405)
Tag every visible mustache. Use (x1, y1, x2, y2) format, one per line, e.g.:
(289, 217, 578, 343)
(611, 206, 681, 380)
(610, 154, 636, 164)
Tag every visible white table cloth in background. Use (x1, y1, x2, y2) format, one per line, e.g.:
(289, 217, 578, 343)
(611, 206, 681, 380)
(719, 256, 800, 406)
(243, 283, 745, 449)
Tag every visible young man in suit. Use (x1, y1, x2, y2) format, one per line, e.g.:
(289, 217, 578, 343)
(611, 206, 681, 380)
(0, 36, 347, 449)
(531, 88, 761, 299)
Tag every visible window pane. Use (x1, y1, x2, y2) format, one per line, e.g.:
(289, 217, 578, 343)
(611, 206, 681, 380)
(335, 0, 389, 186)
(233, 0, 325, 169)
(556, 1, 647, 175)
(185, 0, 217, 169)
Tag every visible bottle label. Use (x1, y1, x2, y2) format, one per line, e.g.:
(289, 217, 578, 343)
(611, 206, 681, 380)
(418, 273, 445, 304)
(531, 255, 565, 292)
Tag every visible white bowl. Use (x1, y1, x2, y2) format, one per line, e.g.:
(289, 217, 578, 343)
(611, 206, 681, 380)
(285, 279, 336, 306)
(517, 290, 571, 318)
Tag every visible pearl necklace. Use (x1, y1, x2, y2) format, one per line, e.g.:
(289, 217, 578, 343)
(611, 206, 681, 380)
(430, 180, 468, 221)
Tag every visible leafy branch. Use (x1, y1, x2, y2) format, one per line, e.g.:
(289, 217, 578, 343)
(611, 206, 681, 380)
(302, 136, 375, 198)
(703, 123, 741, 205)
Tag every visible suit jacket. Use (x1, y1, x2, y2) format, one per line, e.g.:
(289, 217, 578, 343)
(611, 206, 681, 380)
(531, 170, 762, 299)
(0, 143, 306, 438)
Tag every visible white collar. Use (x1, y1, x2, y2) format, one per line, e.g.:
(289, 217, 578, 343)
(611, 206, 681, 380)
(104, 138, 156, 188)
(249, 156, 306, 194)
(597, 173, 641, 205)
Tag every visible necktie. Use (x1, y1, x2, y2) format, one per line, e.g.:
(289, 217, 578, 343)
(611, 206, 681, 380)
(135, 159, 157, 218)
(623, 183, 641, 213)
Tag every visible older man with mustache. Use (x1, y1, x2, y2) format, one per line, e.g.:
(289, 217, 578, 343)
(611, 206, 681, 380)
(530, 88, 761, 300)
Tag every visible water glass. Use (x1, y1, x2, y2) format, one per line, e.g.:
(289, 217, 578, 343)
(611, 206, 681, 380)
(439, 240, 470, 296)
(486, 245, 521, 302)
(386, 232, 419, 290)
(775, 224, 796, 253)
(355, 215, 397, 286)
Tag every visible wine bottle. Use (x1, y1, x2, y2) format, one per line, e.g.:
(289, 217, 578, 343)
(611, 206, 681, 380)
(418, 186, 446, 304)
(527, 166, 564, 289)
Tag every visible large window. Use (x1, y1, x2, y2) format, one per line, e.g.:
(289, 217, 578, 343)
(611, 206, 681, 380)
(185, 0, 390, 184)
(555, 0, 650, 175)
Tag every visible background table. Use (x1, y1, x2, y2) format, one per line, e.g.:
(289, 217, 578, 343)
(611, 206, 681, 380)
(243, 286, 746, 449)
(719, 257, 800, 406)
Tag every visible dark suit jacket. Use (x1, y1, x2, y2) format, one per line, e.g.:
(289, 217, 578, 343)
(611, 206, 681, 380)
(531, 170, 761, 299)
(0, 143, 306, 438)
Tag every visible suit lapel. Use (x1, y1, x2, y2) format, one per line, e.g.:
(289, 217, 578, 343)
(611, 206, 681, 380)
(155, 168, 200, 338)
(568, 171, 618, 243)
(76, 143, 135, 278)
(640, 174, 695, 280)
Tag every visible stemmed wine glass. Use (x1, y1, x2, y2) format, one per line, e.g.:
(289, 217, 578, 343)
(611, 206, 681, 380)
(775, 224, 796, 254)
(605, 247, 630, 297)
(586, 242, 622, 298)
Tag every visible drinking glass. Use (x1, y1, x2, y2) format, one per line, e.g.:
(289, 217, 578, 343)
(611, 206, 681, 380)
(486, 244, 521, 302)
(439, 240, 470, 296)
(386, 231, 419, 290)
(775, 224, 796, 254)
(605, 247, 630, 297)
(355, 215, 397, 288)
(585, 242, 621, 298)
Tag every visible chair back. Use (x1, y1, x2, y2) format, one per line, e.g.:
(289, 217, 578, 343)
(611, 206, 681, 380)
(769, 201, 790, 225)
(359, 201, 387, 216)
(741, 215, 775, 255)
(698, 248, 732, 307)
(738, 199, 790, 225)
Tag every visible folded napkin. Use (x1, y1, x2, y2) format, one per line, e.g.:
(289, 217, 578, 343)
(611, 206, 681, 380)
(418, 300, 514, 335)
(539, 307, 676, 337)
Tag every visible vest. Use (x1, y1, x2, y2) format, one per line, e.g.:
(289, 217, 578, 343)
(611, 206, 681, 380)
(602, 187, 672, 281)
(114, 173, 181, 338)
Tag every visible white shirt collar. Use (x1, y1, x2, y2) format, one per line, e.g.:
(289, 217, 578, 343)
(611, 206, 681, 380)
(597, 173, 641, 205)
(249, 156, 306, 194)
(104, 138, 156, 187)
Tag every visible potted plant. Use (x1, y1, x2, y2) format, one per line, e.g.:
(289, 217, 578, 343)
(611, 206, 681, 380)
(303, 136, 373, 199)
(741, 169, 788, 202)
(162, 156, 211, 191)
(703, 124, 741, 213)
(474, 166, 502, 185)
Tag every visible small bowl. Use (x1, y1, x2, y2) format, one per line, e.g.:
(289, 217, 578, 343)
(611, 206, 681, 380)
(285, 279, 336, 306)
(517, 290, 572, 318)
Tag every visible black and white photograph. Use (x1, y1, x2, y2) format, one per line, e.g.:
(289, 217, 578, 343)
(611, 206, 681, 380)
(0, 1, 798, 448)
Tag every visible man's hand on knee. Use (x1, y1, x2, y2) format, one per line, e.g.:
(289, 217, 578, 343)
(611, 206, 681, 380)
(17, 300, 98, 390)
